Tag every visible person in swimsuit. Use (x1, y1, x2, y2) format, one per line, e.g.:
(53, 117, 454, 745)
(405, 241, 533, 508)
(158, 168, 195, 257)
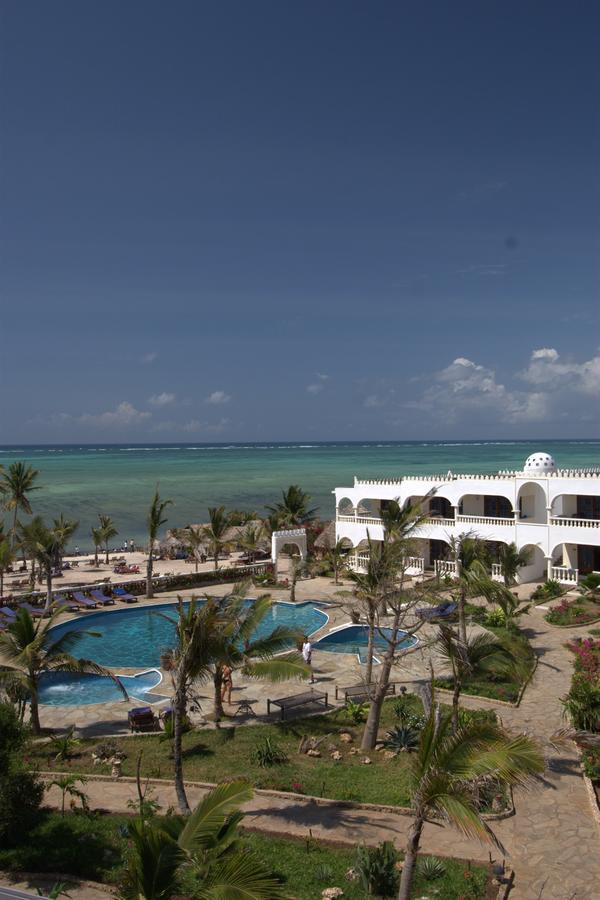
(221, 664, 233, 704)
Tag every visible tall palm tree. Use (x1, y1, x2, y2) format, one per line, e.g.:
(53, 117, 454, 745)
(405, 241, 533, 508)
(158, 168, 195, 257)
(208, 581, 308, 721)
(0, 462, 41, 549)
(448, 534, 496, 643)
(266, 485, 317, 528)
(146, 490, 172, 599)
(497, 542, 532, 586)
(0, 607, 125, 734)
(162, 597, 225, 813)
(52, 514, 79, 569)
(0, 539, 15, 597)
(123, 780, 286, 899)
(239, 522, 266, 564)
(173, 525, 206, 573)
(91, 527, 103, 567)
(202, 506, 231, 571)
(436, 625, 524, 731)
(98, 514, 118, 564)
(19, 516, 71, 610)
(397, 702, 544, 900)
(324, 538, 350, 585)
(344, 536, 402, 686)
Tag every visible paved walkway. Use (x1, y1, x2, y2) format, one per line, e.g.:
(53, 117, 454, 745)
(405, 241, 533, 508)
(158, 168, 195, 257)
(41, 599, 600, 900)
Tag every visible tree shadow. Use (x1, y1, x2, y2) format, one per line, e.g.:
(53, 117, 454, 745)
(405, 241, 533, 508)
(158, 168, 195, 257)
(182, 741, 214, 759)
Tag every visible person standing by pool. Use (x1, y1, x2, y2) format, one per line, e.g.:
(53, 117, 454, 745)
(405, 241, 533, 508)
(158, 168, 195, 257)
(302, 636, 315, 683)
(221, 664, 233, 704)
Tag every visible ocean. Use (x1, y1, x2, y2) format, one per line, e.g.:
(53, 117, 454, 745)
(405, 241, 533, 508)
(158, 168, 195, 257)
(0, 441, 598, 548)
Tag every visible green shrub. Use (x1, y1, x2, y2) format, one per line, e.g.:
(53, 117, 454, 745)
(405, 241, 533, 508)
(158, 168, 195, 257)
(251, 736, 289, 768)
(0, 703, 43, 844)
(417, 856, 446, 880)
(485, 608, 506, 628)
(532, 579, 564, 601)
(355, 841, 399, 897)
(344, 700, 369, 724)
(382, 726, 420, 753)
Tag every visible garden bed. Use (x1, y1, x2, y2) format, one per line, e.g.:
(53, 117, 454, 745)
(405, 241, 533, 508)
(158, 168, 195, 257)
(545, 597, 600, 627)
(29, 698, 506, 813)
(0, 809, 493, 900)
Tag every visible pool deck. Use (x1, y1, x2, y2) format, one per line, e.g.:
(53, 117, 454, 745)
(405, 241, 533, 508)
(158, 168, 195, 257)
(34, 575, 439, 736)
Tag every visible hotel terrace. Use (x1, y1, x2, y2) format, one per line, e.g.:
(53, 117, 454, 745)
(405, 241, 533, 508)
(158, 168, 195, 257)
(334, 452, 600, 585)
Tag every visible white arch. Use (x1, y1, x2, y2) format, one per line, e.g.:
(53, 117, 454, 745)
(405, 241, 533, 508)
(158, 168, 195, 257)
(271, 529, 307, 568)
(516, 481, 547, 523)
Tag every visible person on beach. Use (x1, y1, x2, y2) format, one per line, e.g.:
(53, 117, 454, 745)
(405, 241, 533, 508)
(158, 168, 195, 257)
(302, 636, 314, 683)
(221, 664, 233, 704)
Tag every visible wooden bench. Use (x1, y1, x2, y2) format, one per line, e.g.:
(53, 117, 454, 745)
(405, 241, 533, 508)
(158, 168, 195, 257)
(335, 682, 397, 703)
(267, 688, 328, 721)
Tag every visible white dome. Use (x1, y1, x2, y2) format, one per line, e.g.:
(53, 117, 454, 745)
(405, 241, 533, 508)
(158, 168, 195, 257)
(523, 452, 556, 474)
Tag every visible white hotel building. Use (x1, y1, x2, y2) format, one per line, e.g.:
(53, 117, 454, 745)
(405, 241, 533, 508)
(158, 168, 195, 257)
(334, 453, 600, 585)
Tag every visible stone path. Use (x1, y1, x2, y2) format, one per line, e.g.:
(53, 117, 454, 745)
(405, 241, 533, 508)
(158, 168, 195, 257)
(41, 601, 600, 900)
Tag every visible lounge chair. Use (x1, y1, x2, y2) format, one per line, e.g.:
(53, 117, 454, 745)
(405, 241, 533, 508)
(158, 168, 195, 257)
(89, 589, 115, 606)
(112, 587, 138, 603)
(71, 591, 98, 610)
(18, 603, 45, 618)
(0, 606, 16, 619)
(128, 706, 158, 732)
(416, 601, 458, 620)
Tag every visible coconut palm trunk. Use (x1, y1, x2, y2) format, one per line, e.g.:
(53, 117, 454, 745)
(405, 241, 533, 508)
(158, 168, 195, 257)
(365, 609, 375, 687)
(213, 666, 225, 722)
(146, 553, 154, 599)
(29, 677, 41, 735)
(361, 605, 405, 750)
(398, 815, 425, 900)
(172, 675, 190, 815)
(457, 582, 467, 643)
(45, 568, 53, 612)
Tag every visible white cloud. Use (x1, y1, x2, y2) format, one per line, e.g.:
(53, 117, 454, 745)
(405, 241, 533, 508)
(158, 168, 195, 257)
(78, 402, 151, 427)
(205, 390, 231, 405)
(140, 352, 158, 364)
(152, 417, 230, 434)
(520, 348, 600, 395)
(364, 394, 386, 408)
(307, 373, 330, 394)
(148, 392, 176, 406)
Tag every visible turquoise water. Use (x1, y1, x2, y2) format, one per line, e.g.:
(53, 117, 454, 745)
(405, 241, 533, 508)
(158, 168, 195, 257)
(315, 624, 417, 664)
(38, 669, 163, 706)
(0, 441, 598, 546)
(46, 599, 328, 669)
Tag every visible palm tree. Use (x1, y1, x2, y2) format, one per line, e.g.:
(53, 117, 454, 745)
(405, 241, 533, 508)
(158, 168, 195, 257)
(448, 534, 496, 643)
(239, 522, 266, 564)
(91, 527, 103, 567)
(52, 514, 79, 569)
(344, 536, 402, 685)
(436, 625, 524, 730)
(266, 485, 317, 528)
(497, 542, 532, 586)
(98, 514, 118, 564)
(397, 702, 544, 900)
(162, 597, 225, 813)
(0, 462, 41, 549)
(123, 780, 285, 900)
(0, 607, 125, 734)
(0, 539, 15, 597)
(324, 538, 350, 585)
(19, 516, 71, 610)
(174, 525, 206, 572)
(147, 490, 172, 599)
(48, 774, 88, 816)
(202, 506, 231, 571)
(208, 581, 308, 721)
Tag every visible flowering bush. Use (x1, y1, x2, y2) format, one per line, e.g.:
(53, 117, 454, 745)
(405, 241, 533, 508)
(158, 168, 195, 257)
(582, 747, 600, 781)
(566, 638, 600, 681)
(546, 599, 599, 626)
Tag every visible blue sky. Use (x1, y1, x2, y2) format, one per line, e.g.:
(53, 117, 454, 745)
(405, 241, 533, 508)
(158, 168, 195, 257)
(1, 0, 599, 442)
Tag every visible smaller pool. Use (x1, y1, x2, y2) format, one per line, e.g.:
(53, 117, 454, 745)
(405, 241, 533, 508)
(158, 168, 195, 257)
(38, 669, 163, 706)
(315, 624, 417, 664)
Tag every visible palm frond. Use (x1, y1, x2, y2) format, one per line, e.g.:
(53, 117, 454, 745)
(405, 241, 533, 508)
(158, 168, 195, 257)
(178, 780, 254, 854)
(196, 848, 287, 899)
(243, 654, 309, 682)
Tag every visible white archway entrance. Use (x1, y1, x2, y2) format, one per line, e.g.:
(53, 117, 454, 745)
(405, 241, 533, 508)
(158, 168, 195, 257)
(271, 528, 307, 577)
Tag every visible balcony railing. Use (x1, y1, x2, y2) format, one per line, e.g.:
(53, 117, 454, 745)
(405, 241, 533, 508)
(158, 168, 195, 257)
(550, 517, 600, 529)
(551, 566, 579, 585)
(491, 563, 504, 583)
(337, 514, 383, 526)
(421, 516, 456, 526)
(403, 556, 425, 574)
(434, 559, 458, 578)
(456, 514, 514, 527)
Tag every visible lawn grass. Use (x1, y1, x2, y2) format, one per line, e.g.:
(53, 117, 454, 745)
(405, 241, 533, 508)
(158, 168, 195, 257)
(0, 809, 491, 899)
(30, 698, 418, 806)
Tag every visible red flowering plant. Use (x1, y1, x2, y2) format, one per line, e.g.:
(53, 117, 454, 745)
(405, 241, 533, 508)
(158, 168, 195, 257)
(566, 638, 600, 682)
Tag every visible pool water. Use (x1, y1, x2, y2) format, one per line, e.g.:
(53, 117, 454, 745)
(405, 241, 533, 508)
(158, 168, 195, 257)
(38, 669, 163, 706)
(315, 624, 417, 663)
(46, 600, 328, 669)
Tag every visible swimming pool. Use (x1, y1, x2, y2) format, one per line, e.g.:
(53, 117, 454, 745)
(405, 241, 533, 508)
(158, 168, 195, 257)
(46, 600, 329, 669)
(38, 669, 164, 706)
(314, 624, 417, 664)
